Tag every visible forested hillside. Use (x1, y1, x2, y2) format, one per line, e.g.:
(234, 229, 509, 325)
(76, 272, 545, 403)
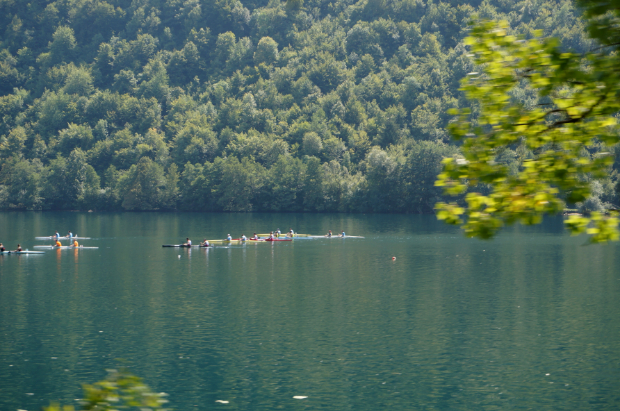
(0, 0, 611, 212)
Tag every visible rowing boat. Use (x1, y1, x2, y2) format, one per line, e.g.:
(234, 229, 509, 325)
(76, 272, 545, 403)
(0, 250, 45, 254)
(34, 246, 99, 249)
(162, 244, 211, 248)
(35, 236, 91, 240)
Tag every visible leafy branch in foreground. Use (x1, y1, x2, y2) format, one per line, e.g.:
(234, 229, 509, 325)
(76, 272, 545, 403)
(435, 19, 620, 243)
(44, 368, 170, 411)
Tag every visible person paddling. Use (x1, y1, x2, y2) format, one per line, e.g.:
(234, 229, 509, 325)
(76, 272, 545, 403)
(68, 231, 73, 239)
(340, 231, 346, 238)
(226, 234, 232, 241)
(0, 243, 5, 252)
(241, 235, 247, 241)
(201, 239, 210, 247)
(183, 238, 192, 246)
(55, 239, 62, 247)
(55, 231, 60, 240)
(287, 228, 295, 237)
(73, 240, 79, 247)
(251, 233, 258, 240)
(16, 244, 22, 252)
(326, 230, 332, 237)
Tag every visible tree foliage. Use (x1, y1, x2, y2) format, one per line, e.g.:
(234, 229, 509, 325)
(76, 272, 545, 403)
(44, 368, 169, 411)
(436, 17, 620, 243)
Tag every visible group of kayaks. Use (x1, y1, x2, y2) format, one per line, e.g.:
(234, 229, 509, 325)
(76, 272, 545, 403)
(1, 231, 99, 255)
(162, 229, 364, 248)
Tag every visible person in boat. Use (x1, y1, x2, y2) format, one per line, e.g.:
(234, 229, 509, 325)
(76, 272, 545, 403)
(340, 231, 346, 237)
(183, 238, 192, 246)
(251, 233, 259, 240)
(55, 239, 62, 247)
(201, 239, 210, 247)
(68, 231, 73, 239)
(73, 240, 79, 247)
(54, 231, 60, 239)
(268, 232, 275, 240)
(276, 228, 281, 237)
(287, 228, 294, 237)
(16, 244, 22, 252)
(326, 230, 332, 237)
(0, 243, 5, 252)
(241, 235, 247, 241)
(226, 234, 232, 241)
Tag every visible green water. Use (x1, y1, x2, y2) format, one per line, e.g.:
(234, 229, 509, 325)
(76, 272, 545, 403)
(0, 212, 619, 410)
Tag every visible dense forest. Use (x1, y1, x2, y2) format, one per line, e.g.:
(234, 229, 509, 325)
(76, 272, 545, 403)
(0, 0, 616, 212)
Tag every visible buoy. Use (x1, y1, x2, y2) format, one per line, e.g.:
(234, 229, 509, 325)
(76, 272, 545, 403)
(178, 255, 181, 259)
(392, 256, 396, 260)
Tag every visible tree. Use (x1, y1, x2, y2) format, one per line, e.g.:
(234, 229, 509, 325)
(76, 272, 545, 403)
(254, 37, 279, 66)
(302, 132, 322, 156)
(435, 19, 620, 243)
(0, 157, 42, 210)
(48, 26, 77, 65)
(119, 157, 167, 210)
(42, 149, 89, 209)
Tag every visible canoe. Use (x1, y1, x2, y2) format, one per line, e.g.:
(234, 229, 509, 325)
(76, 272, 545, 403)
(35, 236, 91, 240)
(162, 244, 211, 248)
(0, 250, 45, 254)
(34, 246, 99, 249)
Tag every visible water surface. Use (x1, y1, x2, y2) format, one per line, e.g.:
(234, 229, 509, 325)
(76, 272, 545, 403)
(0, 212, 619, 410)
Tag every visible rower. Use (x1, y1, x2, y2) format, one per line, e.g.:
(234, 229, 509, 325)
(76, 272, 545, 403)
(73, 240, 79, 247)
(241, 234, 247, 241)
(55, 231, 60, 240)
(201, 239, 210, 247)
(16, 244, 22, 252)
(68, 231, 73, 239)
(326, 230, 332, 237)
(55, 239, 62, 247)
(269, 232, 274, 239)
(0, 243, 5, 252)
(288, 228, 294, 237)
(276, 228, 281, 237)
(227, 234, 232, 241)
(184, 237, 192, 246)
(252, 233, 258, 240)
(340, 231, 345, 237)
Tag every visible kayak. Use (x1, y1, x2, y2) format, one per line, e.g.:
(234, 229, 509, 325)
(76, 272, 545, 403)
(34, 246, 99, 249)
(0, 250, 45, 254)
(258, 233, 307, 237)
(307, 235, 365, 238)
(162, 244, 211, 248)
(35, 236, 91, 240)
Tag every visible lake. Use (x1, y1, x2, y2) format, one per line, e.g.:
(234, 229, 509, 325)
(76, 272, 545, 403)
(0, 212, 619, 410)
